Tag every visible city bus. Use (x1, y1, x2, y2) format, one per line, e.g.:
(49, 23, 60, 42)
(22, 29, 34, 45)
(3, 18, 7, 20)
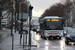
(39, 16, 64, 39)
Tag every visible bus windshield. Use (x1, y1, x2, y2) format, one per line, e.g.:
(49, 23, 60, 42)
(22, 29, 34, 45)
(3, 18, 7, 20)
(44, 19, 63, 30)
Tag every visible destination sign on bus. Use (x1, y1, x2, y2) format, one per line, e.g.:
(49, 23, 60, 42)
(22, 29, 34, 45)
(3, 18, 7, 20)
(46, 19, 50, 21)
(46, 19, 59, 21)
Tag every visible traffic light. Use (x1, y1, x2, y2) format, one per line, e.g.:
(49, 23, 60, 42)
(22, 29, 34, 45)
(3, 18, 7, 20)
(29, 5, 33, 17)
(30, 17, 31, 20)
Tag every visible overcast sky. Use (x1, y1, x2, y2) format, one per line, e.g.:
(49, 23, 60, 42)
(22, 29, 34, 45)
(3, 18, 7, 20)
(29, 0, 61, 17)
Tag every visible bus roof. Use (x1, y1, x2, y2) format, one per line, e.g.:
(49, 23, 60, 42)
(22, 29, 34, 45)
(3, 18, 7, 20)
(43, 16, 63, 19)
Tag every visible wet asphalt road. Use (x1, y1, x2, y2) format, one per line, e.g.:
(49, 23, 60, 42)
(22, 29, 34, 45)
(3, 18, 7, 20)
(0, 30, 75, 50)
(31, 31, 75, 50)
(0, 29, 10, 43)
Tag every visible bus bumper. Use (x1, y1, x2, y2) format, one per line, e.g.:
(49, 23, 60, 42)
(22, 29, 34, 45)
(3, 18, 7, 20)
(44, 33, 63, 37)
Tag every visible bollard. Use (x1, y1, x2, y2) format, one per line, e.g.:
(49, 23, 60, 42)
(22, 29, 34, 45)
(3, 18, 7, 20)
(20, 33, 22, 44)
(23, 31, 25, 49)
(12, 27, 14, 50)
(26, 32, 27, 44)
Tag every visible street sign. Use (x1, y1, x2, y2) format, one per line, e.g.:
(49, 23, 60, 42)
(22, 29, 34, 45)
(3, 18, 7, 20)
(19, 13, 28, 20)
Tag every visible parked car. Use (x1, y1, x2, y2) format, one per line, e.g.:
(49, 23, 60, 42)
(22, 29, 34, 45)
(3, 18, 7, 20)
(65, 29, 75, 44)
(36, 26, 40, 33)
(32, 23, 39, 32)
(32, 27, 37, 31)
(32, 25, 37, 31)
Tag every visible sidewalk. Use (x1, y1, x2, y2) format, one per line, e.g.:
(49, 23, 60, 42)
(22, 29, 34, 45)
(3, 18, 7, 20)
(0, 31, 37, 50)
(0, 28, 11, 43)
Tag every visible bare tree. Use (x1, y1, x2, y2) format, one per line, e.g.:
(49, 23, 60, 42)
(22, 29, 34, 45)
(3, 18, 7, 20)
(41, 3, 65, 18)
(40, 0, 72, 21)
(0, 0, 30, 29)
(0, 0, 11, 29)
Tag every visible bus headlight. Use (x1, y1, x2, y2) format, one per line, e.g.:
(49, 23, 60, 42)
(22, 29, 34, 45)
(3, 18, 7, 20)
(46, 33, 47, 34)
(59, 32, 62, 34)
(37, 29, 39, 31)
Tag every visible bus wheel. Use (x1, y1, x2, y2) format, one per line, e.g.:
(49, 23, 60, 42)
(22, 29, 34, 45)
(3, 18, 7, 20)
(59, 37, 61, 39)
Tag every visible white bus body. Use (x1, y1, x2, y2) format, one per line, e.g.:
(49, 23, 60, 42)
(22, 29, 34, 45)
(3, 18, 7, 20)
(40, 16, 64, 39)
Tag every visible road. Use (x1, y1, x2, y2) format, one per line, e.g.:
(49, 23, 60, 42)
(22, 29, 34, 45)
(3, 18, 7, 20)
(0, 29, 10, 43)
(0, 28, 75, 50)
(31, 31, 75, 50)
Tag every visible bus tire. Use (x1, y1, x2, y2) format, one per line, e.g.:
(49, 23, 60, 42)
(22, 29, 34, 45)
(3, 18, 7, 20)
(59, 37, 61, 39)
